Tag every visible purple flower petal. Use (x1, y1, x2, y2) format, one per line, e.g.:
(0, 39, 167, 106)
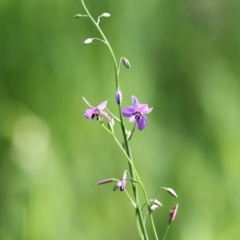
(142, 107, 153, 114)
(122, 106, 135, 117)
(101, 110, 110, 119)
(138, 104, 148, 111)
(97, 100, 108, 110)
(129, 115, 135, 122)
(136, 115, 147, 130)
(84, 109, 95, 119)
(120, 171, 127, 191)
(131, 95, 139, 109)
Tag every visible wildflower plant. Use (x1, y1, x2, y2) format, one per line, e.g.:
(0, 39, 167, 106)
(76, 1, 178, 239)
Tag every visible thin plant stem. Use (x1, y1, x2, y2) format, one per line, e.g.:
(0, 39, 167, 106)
(102, 123, 158, 239)
(162, 225, 170, 240)
(81, 1, 158, 239)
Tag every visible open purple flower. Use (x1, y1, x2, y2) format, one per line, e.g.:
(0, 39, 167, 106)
(83, 97, 109, 120)
(122, 95, 153, 130)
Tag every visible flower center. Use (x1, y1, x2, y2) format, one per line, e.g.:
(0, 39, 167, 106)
(134, 111, 142, 120)
(91, 109, 100, 120)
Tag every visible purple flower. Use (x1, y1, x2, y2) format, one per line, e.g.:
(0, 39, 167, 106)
(83, 97, 109, 120)
(120, 170, 127, 191)
(169, 204, 179, 223)
(115, 90, 122, 105)
(122, 95, 153, 130)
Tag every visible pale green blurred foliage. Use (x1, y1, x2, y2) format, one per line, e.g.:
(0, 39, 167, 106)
(1, 0, 240, 239)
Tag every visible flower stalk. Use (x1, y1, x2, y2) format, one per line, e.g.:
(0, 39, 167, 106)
(80, 1, 150, 238)
(79, 1, 177, 239)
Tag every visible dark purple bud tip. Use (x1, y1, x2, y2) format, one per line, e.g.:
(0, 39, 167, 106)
(169, 204, 179, 223)
(115, 90, 122, 105)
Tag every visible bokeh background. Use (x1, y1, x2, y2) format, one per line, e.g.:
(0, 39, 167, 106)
(1, 0, 240, 239)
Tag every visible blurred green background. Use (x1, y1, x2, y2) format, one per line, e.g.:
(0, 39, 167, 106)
(1, 0, 240, 239)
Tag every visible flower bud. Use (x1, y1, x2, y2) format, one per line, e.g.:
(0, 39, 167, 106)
(150, 204, 159, 212)
(165, 188, 178, 198)
(101, 13, 111, 18)
(97, 178, 113, 185)
(150, 199, 162, 207)
(150, 199, 162, 212)
(120, 170, 127, 191)
(169, 204, 178, 223)
(83, 38, 93, 45)
(115, 90, 122, 105)
(113, 181, 122, 191)
(122, 57, 130, 69)
(73, 14, 87, 19)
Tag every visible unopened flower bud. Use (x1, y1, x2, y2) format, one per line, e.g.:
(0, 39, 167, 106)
(150, 199, 162, 212)
(73, 14, 87, 19)
(120, 170, 127, 191)
(122, 57, 130, 69)
(101, 13, 111, 18)
(165, 188, 178, 198)
(169, 204, 178, 223)
(113, 181, 122, 191)
(115, 90, 122, 105)
(97, 178, 113, 185)
(150, 199, 162, 207)
(150, 204, 159, 212)
(83, 38, 93, 45)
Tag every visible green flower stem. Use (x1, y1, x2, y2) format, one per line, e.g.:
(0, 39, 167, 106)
(80, 0, 118, 87)
(124, 189, 136, 209)
(103, 121, 158, 239)
(111, 133, 158, 240)
(81, 1, 158, 239)
(162, 225, 170, 240)
(101, 124, 149, 239)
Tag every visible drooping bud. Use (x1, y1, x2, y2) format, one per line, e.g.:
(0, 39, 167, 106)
(150, 199, 162, 207)
(83, 38, 93, 45)
(113, 181, 122, 191)
(97, 178, 114, 185)
(100, 13, 111, 18)
(150, 204, 159, 212)
(169, 204, 179, 223)
(165, 188, 178, 198)
(120, 170, 127, 191)
(150, 199, 162, 212)
(115, 90, 122, 105)
(73, 14, 88, 19)
(122, 57, 130, 69)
